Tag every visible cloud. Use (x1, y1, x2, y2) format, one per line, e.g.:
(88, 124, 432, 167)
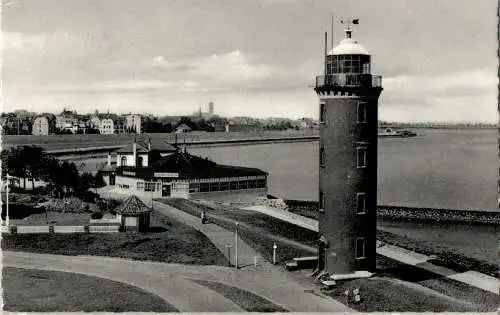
(150, 50, 279, 84)
(379, 69, 497, 122)
(35, 50, 296, 95)
(2, 31, 81, 53)
(382, 70, 496, 105)
(2, 31, 46, 51)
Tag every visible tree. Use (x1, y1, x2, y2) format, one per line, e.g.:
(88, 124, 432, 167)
(21, 146, 46, 189)
(93, 173, 106, 188)
(4, 147, 28, 188)
(77, 172, 94, 193)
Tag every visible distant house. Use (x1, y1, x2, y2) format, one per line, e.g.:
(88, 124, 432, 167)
(99, 118, 115, 135)
(213, 122, 229, 132)
(126, 114, 142, 133)
(176, 124, 192, 134)
(32, 116, 49, 135)
(90, 116, 101, 129)
(115, 138, 177, 168)
(114, 117, 127, 134)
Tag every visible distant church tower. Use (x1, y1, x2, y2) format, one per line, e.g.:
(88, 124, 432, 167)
(315, 22, 383, 275)
(209, 101, 215, 115)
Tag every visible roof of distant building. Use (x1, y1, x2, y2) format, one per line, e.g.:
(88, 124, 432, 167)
(141, 150, 267, 179)
(115, 195, 151, 215)
(176, 123, 192, 130)
(116, 138, 178, 154)
(97, 161, 116, 173)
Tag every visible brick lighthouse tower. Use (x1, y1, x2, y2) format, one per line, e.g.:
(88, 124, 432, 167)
(315, 21, 383, 276)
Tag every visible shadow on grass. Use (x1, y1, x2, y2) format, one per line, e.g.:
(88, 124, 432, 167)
(379, 263, 445, 282)
(147, 226, 168, 233)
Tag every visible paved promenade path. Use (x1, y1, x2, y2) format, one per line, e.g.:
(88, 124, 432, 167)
(245, 204, 499, 295)
(3, 249, 351, 313)
(152, 201, 352, 312)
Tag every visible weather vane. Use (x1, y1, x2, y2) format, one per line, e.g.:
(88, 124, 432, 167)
(340, 18, 359, 29)
(340, 18, 359, 38)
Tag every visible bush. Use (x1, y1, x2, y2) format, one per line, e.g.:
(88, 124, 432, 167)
(78, 190, 100, 203)
(91, 212, 103, 220)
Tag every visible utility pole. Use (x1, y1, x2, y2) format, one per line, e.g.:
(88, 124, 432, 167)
(235, 222, 239, 269)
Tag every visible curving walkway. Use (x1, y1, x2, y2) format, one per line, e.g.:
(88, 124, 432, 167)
(3, 250, 352, 312)
(151, 201, 352, 312)
(2, 251, 243, 312)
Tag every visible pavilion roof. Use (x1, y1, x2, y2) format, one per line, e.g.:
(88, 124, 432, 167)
(114, 195, 151, 215)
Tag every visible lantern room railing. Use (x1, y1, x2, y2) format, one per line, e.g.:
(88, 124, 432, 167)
(315, 74, 382, 88)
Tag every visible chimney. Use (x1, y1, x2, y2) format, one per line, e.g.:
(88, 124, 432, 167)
(148, 137, 151, 151)
(133, 137, 137, 167)
(107, 152, 111, 166)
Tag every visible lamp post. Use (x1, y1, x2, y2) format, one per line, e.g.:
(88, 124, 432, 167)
(273, 241, 277, 265)
(0, 164, 3, 227)
(6, 173, 10, 227)
(235, 222, 239, 269)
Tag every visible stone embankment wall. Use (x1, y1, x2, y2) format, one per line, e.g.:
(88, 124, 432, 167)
(377, 206, 499, 225)
(282, 200, 499, 225)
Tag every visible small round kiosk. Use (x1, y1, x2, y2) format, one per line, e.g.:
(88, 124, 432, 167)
(115, 195, 151, 232)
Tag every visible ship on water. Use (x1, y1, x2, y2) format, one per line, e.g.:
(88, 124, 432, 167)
(378, 127, 417, 138)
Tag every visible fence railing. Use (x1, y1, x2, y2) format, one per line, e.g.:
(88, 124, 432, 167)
(3, 224, 120, 234)
(53, 226, 86, 233)
(316, 74, 382, 88)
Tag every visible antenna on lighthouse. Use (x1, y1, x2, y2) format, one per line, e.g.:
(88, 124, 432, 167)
(324, 31, 328, 76)
(331, 13, 335, 50)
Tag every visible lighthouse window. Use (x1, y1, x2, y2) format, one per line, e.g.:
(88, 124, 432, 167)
(320, 103, 326, 123)
(319, 191, 325, 212)
(357, 102, 367, 123)
(357, 147, 367, 168)
(355, 238, 366, 259)
(356, 193, 367, 214)
(319, 146, 325, 167)
(362, 63, 370, 74)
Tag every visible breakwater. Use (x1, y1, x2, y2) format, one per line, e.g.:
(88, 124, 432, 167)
(280, 199, 499, 225)
(46, 136, 319, 157)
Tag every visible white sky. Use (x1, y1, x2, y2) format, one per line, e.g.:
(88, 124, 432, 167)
(1, 0, 498, 122)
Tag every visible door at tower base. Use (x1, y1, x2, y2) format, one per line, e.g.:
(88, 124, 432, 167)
(321, 236, 377, 274)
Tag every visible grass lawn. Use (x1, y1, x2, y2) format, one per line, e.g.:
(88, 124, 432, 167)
(159, 198, 317, 263)
(190, 279, 289, 312)
(3, 211, 229, 266)
(11, 212, 92, 226)
(323, 276, 487, 313)
(3, 267, 178, 312)
(168, 199, 497, 278)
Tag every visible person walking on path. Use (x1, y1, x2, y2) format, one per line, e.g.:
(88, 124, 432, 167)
(201, 210, 207, 224)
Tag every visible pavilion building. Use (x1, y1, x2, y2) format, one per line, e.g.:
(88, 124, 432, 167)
(99, 138, 268, 201)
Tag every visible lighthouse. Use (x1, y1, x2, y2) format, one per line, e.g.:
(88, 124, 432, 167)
(315, 21, 383, 275)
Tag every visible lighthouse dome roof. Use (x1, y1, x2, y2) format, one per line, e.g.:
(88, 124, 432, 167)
(328, 38, 370, 56)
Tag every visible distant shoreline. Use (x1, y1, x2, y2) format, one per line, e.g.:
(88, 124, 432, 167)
(379, 125, 498, 130)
